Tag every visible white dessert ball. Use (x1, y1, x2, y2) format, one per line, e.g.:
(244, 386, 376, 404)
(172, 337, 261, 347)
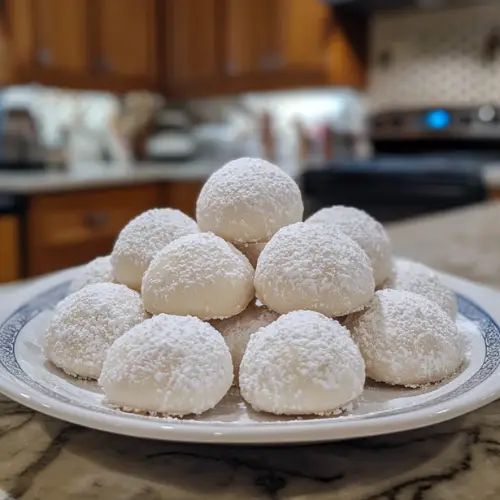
(142, 232, 254, 320)
(44, 283, 148, 379)
(196, 157, 303, 244)
(234, 241, 267, 268)
(255, 222, 375, 317)
(347, 289, 464, 387)
(386, 258, 457, 318)
(307, 206, 393, 287)
(111, 208, 199, 290)
(239, 311, 365, 415)
(212, 302, 279, 380)
(99, 314, 233, 416)
(70, 255, 114, 294)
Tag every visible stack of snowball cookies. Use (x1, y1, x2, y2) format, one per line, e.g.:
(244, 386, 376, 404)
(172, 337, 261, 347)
(44, 157, 464, 418)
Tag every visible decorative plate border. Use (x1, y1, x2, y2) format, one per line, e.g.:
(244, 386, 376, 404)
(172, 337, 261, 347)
(0, 282, 499, 424)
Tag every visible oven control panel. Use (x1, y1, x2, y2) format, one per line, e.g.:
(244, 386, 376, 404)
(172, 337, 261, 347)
(370, 106, 500, 140)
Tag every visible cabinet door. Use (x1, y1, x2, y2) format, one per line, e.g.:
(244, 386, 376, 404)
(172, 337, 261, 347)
(32, 0, 88, 74)
(93, 0, 157, 83)
(276, 0, 328, 73)
(0, 216, 20, 283)
(225, 0, 276, 76)
(164, 0, 220, 87)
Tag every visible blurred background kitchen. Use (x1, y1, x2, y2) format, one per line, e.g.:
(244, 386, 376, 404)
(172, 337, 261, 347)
(1, 0, 500, 285)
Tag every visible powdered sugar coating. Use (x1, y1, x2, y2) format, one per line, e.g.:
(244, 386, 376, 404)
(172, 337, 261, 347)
(254, 222, 375, 316)
(212, 302, 279, 381)
(98, 314, 233, 416)
(142, 232, 254, 320)
(347, 289, 464, 387)
(239, 311, 365, 415)
(386, 258, 457, 318)
(234, 241, 267, 268)
(111, 208, 199, 290)
(44, 283, 148, 379)
(196, 157, 304, 243)
(70, 256, 114, 294)
(307, 206, 393, 287)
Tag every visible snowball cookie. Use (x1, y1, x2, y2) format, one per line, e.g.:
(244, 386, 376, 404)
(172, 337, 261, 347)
(240, 310, 365, 415)
(387, 258, 457, 318)
(307, 206, 393, 287)
(111, 208, 199, 290)
(234, 241, 267, 268)
(347, 289, 464, 387)
(99, 314, 233, 416)
(44, 283, 148, 379)
(255, 222, 375, 316)
(212, 302, 279, 380)
(196, 157, 303, 244)
(70, 255, 114, 294)
(142, 232, 254, 320)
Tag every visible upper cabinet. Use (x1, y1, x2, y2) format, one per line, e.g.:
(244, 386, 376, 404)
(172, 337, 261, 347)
(92, 0, 158, 88)
(5, 0, 158, 90)
(163, 0, 220, 91)
(4, 0, 366, 95)
(8, 0, 88, 82)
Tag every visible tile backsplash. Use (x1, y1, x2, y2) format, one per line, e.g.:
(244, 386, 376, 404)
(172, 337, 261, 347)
(369, 4, 500, 110)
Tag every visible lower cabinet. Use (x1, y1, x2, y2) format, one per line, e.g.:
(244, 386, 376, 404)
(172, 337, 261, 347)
(0, 215, 21, 283)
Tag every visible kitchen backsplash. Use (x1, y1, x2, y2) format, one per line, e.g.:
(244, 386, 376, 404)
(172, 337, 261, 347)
(369, 4, 500, 110)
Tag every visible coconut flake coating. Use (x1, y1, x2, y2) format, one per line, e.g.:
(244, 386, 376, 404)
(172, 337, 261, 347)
(70, 255, 114, 294)
(142, 232, 254, 320)
(386, 258, 457, 318)
(347, 289, 464, 387)
(196, 157, 303, 244)
(99, 314, 233, 416)
(239, 311, 365, 415)
(44, 283, 148, 379)
(254, 222, 375, 317)
(212, 301, 279, 381)
(307, 206, 393, 287)
(111, 208, 199, 290)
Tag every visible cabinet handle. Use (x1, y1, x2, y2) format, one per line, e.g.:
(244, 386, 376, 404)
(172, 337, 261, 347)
(270, 53, 283, 70)
(36, 49, 52, 67)
(94, 57, 111, 73)
(83, 212, 109, 229)
(225, 60, 237, 76)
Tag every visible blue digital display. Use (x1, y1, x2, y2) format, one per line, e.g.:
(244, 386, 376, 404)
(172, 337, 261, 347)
(425, 109, 451, 130)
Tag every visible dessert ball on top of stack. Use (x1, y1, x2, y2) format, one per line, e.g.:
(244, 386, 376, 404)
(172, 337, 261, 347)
(196, 157, 304, 245)
(255, 222, 375, 317)
(386, 258, 457, 318)
(111, 208, 199, 290)
(142, 232, 254, 320)
(307, 206, 393, 288)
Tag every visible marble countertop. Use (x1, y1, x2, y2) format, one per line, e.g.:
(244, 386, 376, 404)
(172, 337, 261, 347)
(3, 202, 500, 499)
(1, 161, 500, 195)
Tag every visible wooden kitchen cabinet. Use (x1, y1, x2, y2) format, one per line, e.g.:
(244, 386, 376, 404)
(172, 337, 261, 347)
(162, 180, 203, 219)
(92, 0, 158, 89)
(7, 0, 88, 84)
(0, 215, 20, 283)
(5, 0, 159, 90)
(163, 0, 221, 91)
(26, 185, 163, 276)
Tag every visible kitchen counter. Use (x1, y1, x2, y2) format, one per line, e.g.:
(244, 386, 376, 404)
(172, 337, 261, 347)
(0, 161, 223, 194)
(1, 161, 500, 195)
(2, 202, 500, 499)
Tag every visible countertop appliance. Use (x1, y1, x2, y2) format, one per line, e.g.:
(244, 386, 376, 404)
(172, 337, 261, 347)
(302, 106, 496, 222)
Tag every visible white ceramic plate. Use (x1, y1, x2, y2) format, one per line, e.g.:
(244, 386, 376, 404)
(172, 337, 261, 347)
(1, 268, 500, 444)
